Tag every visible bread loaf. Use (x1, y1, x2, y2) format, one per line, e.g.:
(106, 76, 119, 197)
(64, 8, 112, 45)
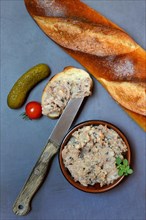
(41, 66, 93, 118)
(25, 0, 146, 131)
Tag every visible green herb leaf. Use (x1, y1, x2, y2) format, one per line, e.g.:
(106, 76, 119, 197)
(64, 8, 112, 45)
(120, 165, 125, 171)
(118, 170, 124, 176)
(123, 159, 128, 166)
(127, 169, 133, 174)
(116, 157, 122, 165)
(125, 165, 130, 170)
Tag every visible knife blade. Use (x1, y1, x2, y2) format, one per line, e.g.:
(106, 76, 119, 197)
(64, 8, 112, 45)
(50, 97, 84, 146)
(13, 97, 84, 216)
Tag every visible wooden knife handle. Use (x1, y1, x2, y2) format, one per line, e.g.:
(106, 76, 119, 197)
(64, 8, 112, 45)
(12, 140, 58, 216)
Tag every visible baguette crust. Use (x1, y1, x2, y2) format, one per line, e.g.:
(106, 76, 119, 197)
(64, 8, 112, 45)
(100, 79, 146, 116)
(34, 16, 138, 57)
(41, 66, 93, 118)
(25, 0, 146, 131)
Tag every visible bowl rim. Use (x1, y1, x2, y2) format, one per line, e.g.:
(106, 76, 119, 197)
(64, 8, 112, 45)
(59, 120, 131, 193)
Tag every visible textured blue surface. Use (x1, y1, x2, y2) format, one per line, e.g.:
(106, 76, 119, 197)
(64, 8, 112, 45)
(1, 1, 146, 220)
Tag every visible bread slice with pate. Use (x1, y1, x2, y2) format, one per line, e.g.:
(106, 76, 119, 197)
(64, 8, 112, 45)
(41, 66, 93, 118)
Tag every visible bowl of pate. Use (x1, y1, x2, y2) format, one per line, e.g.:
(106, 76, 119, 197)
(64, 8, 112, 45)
(59, 120, 131, 193)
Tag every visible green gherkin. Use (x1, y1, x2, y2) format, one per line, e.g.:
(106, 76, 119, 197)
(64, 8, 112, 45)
(7, 64, 50, 109)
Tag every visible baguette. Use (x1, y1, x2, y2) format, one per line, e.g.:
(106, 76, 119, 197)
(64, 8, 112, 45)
(25, 0, 146, 131)
(41, 66, 93, 118)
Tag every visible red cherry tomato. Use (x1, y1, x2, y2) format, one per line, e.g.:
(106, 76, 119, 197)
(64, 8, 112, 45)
(25, 101, 42, 119)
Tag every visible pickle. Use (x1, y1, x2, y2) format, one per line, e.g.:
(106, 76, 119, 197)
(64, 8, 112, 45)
(7, 64, 50, 109)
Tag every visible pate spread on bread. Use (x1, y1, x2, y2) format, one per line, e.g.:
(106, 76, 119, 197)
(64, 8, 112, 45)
(41, 67, 93, 118)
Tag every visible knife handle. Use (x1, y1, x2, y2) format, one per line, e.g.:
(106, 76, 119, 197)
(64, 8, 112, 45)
(12, 140, 58, 216)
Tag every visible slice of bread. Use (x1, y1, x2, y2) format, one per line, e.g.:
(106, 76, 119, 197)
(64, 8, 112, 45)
(41, 66, 93, 118)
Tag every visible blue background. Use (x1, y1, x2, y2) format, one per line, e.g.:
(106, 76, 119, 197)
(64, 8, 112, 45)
(1, 0, 146, 220)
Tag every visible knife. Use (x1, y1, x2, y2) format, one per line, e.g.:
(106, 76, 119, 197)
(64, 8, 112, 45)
(13, 97, 84, 216)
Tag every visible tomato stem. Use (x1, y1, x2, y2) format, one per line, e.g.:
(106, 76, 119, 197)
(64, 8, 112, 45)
(20, 112, 31, 120)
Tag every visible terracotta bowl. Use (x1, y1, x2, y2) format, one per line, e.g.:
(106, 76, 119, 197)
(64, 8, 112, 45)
(59, 120, 131, 193)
